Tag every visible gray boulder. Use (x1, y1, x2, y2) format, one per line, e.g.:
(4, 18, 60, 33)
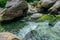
(32, 0, 60, 15)
(0, 0, 28, 22)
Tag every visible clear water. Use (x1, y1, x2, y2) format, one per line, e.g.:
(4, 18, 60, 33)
(17, 21, 60, 40)
(0, 18, 60, 40)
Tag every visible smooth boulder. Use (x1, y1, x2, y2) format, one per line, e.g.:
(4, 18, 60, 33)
(0, 0, 28, 22)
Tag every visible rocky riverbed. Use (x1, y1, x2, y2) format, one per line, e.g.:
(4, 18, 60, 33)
(0, 0, 60, 40)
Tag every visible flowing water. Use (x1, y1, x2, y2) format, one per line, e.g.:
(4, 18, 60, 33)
(0, 18, 60, 40)
(18, 21, 60, 40)
(0, 0, 60, 40)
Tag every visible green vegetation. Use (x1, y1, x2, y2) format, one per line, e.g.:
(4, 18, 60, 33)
(37, 14, 54, 21)
(38, 14, 60, 25)
(0, 0, 7, 8)
(49, 15, 60, 25)
(0, 25, 4, 32)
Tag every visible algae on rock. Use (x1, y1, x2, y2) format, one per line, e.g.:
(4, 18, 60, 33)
(38, 14, 60, 25)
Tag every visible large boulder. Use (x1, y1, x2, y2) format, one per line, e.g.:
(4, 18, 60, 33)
(33, 0, 57, 12)
(0, 0, 28, 22)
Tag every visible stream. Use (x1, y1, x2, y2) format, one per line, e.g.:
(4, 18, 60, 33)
(18, 21, 60, 40)
(0, 18, 60, 40)
(0, 0, 60, 40)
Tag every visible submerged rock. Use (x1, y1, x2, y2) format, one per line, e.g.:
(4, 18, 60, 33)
(0, 0, 28, 22)
(0, 32, 21, 40)
(22, 21, 60, 40)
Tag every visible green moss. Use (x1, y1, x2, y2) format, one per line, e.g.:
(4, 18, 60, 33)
(49, 15, 60, 25)
(56, 15, 60, 20)
(37, 14, 54, 21)
(0, 24, 4, 32)
(38, 14, 60, 25)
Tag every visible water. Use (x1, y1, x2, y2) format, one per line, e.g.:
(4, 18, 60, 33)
(18, 21, 49, 39)
(0, 18, 60, 40)
(17, 21, 60, 40)
(18, 22, 60, 40)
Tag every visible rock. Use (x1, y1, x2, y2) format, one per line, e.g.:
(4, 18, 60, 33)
(31, 1, 42, 12)
(0, 0, 28, 22)
(0, 32, 21, 40)
(23, 30, 37, 40)
(32, 0, 60, 15)
(35, 0, 57, 13)
(31, 13, 43, 18)
(28, 3, 37, 14)
(48, 1, 60, 15)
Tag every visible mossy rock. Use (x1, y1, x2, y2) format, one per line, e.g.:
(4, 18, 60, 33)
(37, 14, 54, 21)
(49, 15, 60, 25)
(37, 14, 60, 26)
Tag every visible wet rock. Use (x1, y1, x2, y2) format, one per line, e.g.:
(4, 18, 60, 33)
(35, 0, 57, 13)
(32, 0, 60, 15)
(28, 3, 37, 14)
(23, 30, 38, 40)
(0, 32, 21, 40)
(31, 13, 43, 18)
(48, 1, 60, 15)
(0, 0, 28, 22)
